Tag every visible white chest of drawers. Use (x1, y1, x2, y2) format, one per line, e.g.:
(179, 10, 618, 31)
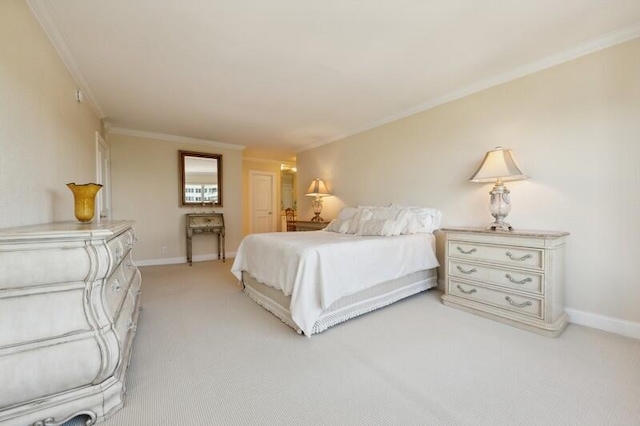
(441, 227, 569, 337)
(0, 220, 141, 425)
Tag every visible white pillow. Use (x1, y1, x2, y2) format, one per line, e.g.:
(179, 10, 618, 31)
(338, 207, 359, 222)
(357, 219, 396, 237)
(323, 207, 360, 234)
(346, 208, 373, 234)
(324, 218, 342, 233)
(366, 207, 410, 236)
(391, 205, 443, 234)
(339, 219, 352, 233)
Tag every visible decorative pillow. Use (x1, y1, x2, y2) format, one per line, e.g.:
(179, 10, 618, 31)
(324, 218, 342, 233)
(323, 207, 360, 233)
(338, 219, 352, 233)
(365, 207, 410, 236)
(391, 205, 443, 234)
(346, 208, 373, 234)
(338, 207, 359, 222)
(357, 219, 396, 236)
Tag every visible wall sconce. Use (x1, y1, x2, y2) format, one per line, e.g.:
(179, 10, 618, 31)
(469, 146, 528, 231)
(304, 178, 331, 222)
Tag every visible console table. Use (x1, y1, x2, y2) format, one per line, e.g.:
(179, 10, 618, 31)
(186, 213, 225, 265)
(293, 220, 328, 231)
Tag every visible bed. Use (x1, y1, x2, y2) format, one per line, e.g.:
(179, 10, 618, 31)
(231, 206, 442, 336)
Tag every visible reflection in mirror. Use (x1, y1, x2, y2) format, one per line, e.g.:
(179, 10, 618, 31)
(280, 164, 297, 231)
(179, 151, 222, 206)
(280, 165, 297, 212)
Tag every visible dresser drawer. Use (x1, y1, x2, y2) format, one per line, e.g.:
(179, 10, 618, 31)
(107, 229, 135, 267)
(189, 214, 224, 228)
(120, 251, 137, 285)
(115, 289, 137, 343)
(0, 288, 89, 347)
(449, 279, 543, 319)
(449, 260, 543, 294)
(105, 262, 130, 318)
(448, 241, 543, 270)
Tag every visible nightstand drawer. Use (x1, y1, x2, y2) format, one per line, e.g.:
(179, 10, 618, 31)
(449, 260, 543, 294)
(449, 280, 543, 319)
(448, 241, 543, 270)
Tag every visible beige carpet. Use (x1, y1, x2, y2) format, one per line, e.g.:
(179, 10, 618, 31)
(94, 260, 639, 425)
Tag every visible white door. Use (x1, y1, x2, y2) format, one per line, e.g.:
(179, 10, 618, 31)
(250, 171, 276, 233)
(96, 132, 112, 220)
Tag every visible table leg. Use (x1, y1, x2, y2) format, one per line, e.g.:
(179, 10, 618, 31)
(187, 235, 193, 266)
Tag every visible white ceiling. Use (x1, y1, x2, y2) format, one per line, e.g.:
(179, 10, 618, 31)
(29, 0, 640, 152)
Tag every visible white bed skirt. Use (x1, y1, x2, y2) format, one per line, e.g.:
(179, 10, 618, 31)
(242, 268, 438, 335)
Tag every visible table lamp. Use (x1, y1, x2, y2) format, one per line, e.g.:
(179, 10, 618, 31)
(469, 147, 528, 231)
(305, 178, 331, 222)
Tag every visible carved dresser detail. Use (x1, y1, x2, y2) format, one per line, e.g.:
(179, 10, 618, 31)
(186, 213, 225, 265)
(0, 220, 142, 425)
(441, 227, 569, 337)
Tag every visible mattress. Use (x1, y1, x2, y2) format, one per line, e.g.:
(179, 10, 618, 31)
(242, 268, 438, 335)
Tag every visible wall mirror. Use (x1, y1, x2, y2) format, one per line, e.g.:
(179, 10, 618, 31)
(179, 150, 223, 207)
(280, 165, 297, 212)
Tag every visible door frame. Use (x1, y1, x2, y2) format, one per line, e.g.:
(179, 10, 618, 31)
(95, 132, 112, 220)
(248, 170, 277, 234)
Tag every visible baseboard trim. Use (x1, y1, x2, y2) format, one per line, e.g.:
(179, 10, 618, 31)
(136, 252, 236, 267)
(565, 308, 640, 340)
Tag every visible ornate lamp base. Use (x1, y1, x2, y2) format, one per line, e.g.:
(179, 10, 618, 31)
(487, 221, 513, 231)
(310, 198, 324, 222)
(487, 182, 514, 231)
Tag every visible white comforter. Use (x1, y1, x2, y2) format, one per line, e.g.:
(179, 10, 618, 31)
(231, 231, 439, 336)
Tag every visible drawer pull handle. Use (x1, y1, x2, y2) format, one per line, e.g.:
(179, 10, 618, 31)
(456, 284, 477, 295)
(505, 296, 532, 308)
(126, 261, 134, 270)
(505, 274, 533, 284)
(456, 266, 477, 275)
(505, 251, 532, 261)
(456, 246, 477, 255)
(111, 280, 121, 293)
(126, 320, 137, 331)
(115, 247, 122, 261)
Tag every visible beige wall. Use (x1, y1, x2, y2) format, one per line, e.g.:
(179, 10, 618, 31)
(297, 39, 640, 324)
(0, 0, 102, 228)
(108, 133, 243, 262)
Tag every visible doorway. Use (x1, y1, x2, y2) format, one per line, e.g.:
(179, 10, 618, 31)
(249, 170, 277, 233)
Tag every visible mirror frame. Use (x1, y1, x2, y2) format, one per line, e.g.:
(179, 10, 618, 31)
(179, 150, 223, 207)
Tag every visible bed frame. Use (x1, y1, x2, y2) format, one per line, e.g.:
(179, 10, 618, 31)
(242, 268, 438, 335)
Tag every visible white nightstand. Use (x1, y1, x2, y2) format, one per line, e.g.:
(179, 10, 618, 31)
(441, 227, 569, 337)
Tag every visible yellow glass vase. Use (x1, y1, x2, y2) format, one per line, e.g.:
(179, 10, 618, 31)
(67, 183, 103, 223)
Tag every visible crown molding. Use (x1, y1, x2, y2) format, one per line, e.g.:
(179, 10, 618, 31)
(27, 0, 105, 118)
(297, 21, 640, 153)
(107, 127, 246, 151)
(243, 157, 295, 165)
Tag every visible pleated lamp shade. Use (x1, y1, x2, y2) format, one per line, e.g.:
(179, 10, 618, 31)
(305, 178, 331, 197)
(469, 147, 528, 183)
